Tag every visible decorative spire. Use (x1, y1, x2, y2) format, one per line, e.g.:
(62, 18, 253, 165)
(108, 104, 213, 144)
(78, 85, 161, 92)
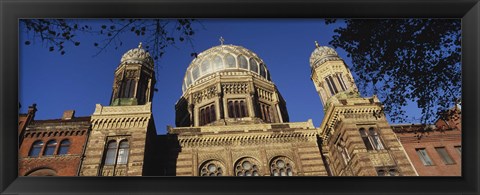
(219, 36, 225, 45)
(315, 41, 320, 48)
(138, 42, 143, 49)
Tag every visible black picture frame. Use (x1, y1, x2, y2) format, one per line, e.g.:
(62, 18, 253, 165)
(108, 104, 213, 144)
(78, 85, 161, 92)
(1, 0, 479, 194)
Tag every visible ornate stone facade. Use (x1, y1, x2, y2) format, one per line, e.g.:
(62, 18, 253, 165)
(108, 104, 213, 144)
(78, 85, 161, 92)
(310, 43, 417, 176)
(21, 41, 453, 177)
(79, 43, 157, 176)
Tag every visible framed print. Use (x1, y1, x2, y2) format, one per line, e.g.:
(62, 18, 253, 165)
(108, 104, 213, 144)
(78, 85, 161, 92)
(1, 0, 479, 194)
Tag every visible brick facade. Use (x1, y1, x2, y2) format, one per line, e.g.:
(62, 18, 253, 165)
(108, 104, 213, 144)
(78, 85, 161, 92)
(18, 111, 91, 176)
(393, 108, 462, 176)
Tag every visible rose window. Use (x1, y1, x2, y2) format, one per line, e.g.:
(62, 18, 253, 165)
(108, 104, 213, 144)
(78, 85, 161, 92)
(235, 158, 260, 176)
(270, 157, 294, 176)
(200, 161, 224, 176)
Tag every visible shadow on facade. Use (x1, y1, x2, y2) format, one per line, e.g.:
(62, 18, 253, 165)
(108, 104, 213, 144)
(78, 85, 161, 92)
(143, 130, 181, 176)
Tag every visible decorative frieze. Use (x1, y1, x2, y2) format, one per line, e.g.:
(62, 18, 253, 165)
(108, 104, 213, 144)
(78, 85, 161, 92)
(192, 85, 218, 103)
(222, 82, 249, 94)
(178, 131, 317, 148)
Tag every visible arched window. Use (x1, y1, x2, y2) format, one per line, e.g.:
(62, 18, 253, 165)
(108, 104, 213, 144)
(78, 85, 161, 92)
(260, 103, 272, 123)
(228, 100, 248, 119)
(192, 66, 200, 80)
(240, 101, 247, 117)
(359, 128, 384, 150)
(199, 160, 224, 176)
(259, 65, 266, 77)
(336, 73, 347, 91)
(213, 55, 224, 70)
(359, 128, 374, 150)
(225, 54, 236, 68)
(270, 157, 294, 176)
(116, 140, 129, 165)
(209, 105, 216, 122)
(337, 139, 351, 165)
(104, 141, 117, 165)
(205, 106, 211, 125)
(235, 101, 241, 117)
(228, 101, 234, 118)
(201, 59, 211, 75)
(44, 140, 57, 156)
(200, 104, 216, 126)
(235, 158, 260, 176)
(121, 79, 136, 98)
(29, 140, 43, 157)
(58, 139, 70, 155)
(238, 55, 248, 69)
(328, 76, 339, 94)
(369, 128, 384, 150)
(249, 58, 258, 74)
(186, 72, 192, 86)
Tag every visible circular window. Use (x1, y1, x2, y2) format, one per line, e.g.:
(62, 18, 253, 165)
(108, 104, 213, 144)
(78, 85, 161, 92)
(270, 157, 294, 176)
(235, 158, 260, 176)
(200, 160, 224, 176)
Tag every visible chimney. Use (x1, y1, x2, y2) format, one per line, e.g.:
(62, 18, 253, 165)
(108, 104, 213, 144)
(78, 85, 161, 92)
(62, 110, 75, 120)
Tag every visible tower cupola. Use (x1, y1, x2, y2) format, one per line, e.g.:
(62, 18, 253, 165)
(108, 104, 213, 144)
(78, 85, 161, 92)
(309, 42, 359, 109)
(110, 43, 156, 106)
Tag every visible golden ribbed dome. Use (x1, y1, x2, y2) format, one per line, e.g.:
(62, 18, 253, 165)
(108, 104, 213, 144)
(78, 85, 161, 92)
(182, 44, 271, 92)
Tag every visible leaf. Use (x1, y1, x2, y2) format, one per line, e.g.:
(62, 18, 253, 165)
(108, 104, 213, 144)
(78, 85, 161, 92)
(74, 42, 80, 46)
(25, 41, 31, 45)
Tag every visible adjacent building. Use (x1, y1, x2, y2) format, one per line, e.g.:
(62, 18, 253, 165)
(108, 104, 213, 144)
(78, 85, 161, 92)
(392, 106, 462, 176)
(18, 110, 91, 176)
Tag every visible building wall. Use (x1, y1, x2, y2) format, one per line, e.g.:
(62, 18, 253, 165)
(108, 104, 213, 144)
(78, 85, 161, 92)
(393, 121, 461, 176)
(18, 116, 91, 176)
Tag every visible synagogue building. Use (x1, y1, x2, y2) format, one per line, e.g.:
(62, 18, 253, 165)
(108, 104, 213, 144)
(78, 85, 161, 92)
(18, 42, 461, 176)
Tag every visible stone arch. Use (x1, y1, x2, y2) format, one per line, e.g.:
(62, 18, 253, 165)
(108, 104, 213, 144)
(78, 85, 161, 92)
(25, 167, 57, 176)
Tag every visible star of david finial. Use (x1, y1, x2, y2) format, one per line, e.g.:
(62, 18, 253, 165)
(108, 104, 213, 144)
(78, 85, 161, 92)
(315, 41, 320, 48)
(219, 36, 225, 45)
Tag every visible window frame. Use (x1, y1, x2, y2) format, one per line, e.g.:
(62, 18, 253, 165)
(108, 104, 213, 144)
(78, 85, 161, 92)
(416, 148, 435, 166)
(435, 147, 455, 165)
(28, 140, 44, 157)
(227, 99, 248, 119)
(43, 139, 57, 156)
(57, 139, 71, 155)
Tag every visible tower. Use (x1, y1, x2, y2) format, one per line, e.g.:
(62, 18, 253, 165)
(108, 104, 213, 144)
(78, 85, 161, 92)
(310, 42, 417, 176)
(79, 43, 157, 176)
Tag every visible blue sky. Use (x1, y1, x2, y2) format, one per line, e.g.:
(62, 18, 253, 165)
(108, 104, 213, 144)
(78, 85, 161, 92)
(19, 19, 423, 134)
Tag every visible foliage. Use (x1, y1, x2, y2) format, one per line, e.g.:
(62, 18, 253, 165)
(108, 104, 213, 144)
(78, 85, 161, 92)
(20, 19, 198, 60)
(326, 19, 461, 123)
